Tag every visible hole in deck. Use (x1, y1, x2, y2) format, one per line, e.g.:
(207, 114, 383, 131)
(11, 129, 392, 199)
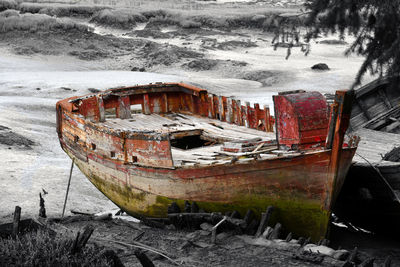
(130, 104, 142, 114)
(170, 135, 215, 150)
(105, 108, 116, 118)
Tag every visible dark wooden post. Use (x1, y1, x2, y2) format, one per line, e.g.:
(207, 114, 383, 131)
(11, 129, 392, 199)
(328, 89, 354, 205)
(12, 206, 21, 237)
(255, 206, 274, 237)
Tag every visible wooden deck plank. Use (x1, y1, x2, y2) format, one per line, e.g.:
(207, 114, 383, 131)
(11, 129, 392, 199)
(353, 128, 400, 164)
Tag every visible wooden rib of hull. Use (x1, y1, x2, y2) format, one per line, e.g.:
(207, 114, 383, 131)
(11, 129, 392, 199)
(65, 146, 356, 241)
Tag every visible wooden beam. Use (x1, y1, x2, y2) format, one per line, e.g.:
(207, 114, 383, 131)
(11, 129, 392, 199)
(357, 98, 372, 120)
(245, 101, 251, 128)
(97, 96, 105, 122)
(143, 94, 151, 114)
(162, 93, 168, 113)
(118, 95, 131, 119)
(263, 105, 271, 132)
(227, 98, 233, 123)
(378, 89, 392, 109)
(208, 94, 215, 118)
(236, 100, 242, 126)
(218, 96, 225, 121)
(254, 103, 260, 129)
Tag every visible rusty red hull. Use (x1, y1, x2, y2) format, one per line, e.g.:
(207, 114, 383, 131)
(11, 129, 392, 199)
(56, 83, 357, 241)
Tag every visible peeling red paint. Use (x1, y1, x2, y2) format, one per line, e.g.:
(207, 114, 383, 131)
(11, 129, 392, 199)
(56, 83, 357, 241)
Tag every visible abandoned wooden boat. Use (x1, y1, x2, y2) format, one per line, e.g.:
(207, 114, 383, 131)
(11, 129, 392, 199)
(56, 82, 357, 241)
(334, 77, 400, 235)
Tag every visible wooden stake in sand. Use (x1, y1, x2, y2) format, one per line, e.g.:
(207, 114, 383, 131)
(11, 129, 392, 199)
(12, 206, 21, 237)
(62, 159, 74, 218)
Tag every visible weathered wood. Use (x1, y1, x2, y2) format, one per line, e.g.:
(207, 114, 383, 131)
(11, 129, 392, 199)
(167, 202, 181, 214)
(270, 222, 282, 240)
(39, 193, 46, 218)
(208, 94, 215, 118)
(211, 216, 227, 244)
(191, 202, 199, 213)
(12, 206, 21, 237)
(262, 226, 273, 239)
(378, 89, 392, 109)
(70, 209, 94, 216)
(184, 200, 191, 213)
(359, 258, 374, 267)
(285, 232, 292, 242)
(263, 105, 272, 132)
(162, 93, 168, 112)
(97, 96, 105, 122)
(357, 98, 372, 120)
(101, 250, 125, 267)
(236, 100, 242, 126)
(118, 96, 131, 119)
(255, 206, 274, 237)
(246, 219, 259, 235)
(243, 209, 254, 225)
(134, 250, 155, 267)
(227, 98, 233, 123)
(254, 103, 260, 129)
(245, 101, 251, 128)
(94, 213, 112, 221)
(71, 225, 94, 254)
(143, 94, 150, 114)
(326, 103, 338, 149)
(218, 96, 225, 121)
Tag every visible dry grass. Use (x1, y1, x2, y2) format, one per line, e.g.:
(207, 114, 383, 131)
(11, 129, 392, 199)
(0, 11, 92, 32)
(0, 0, 17, 11)
(18, 2, 107, 17)
(90, 8, 146, 29)
(0, 229, 112, 266)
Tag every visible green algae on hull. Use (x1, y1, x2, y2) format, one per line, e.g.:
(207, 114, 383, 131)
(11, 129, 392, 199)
(73, 155, 329, 241)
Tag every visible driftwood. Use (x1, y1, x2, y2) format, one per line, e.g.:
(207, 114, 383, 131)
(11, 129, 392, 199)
(70, 225, 94, 254)
(211, 216, 227, 244)
(101, 250, 125, 267)
(94, 213, 112, 221)
(269, 223, 282, 240)
(134, 250, 155, 267)
(359, 258, 374, 267)
(255, 206, 274, 237)
(39, 193, 46, 218)
(246, 219, 259, 235)
(94, 237, 180, 266)
(184, 201, 191, 213)
(285, 232, 292, 242)
(191, 202, 199, 213)
(167, 202, 181, 214)
(70, 209, 94, 216)
(168, 212, 245, 231)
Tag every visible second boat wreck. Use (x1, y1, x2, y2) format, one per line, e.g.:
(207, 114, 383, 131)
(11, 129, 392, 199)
(56, 83, 358, 241)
